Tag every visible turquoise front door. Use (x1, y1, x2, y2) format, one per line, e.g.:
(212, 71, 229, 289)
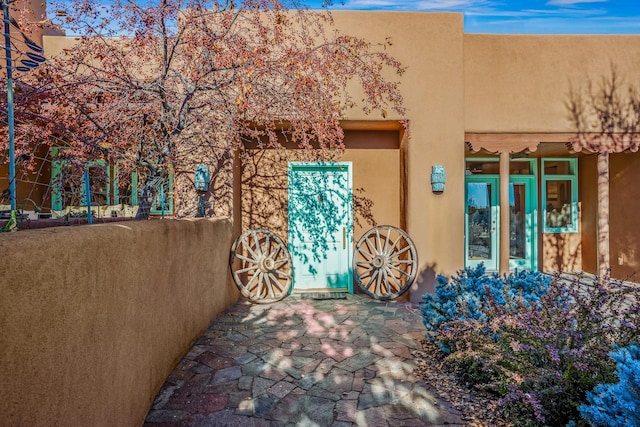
(288, 162, 353, 292)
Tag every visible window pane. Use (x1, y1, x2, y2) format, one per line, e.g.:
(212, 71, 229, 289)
(510, 183, 526, 259)
(152, 183, 172, 212)
(510, 161, 531, 175)
(544, 160, 573, 175)
(87, 165, 108, 206)
(117, 172, 136, 205)
(545, 180, 573, 228)
(466, 160, 532, 175)
(466, 161, 499, 175)
(467, 182, 492, 260)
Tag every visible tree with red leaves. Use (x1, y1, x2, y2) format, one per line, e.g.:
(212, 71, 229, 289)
(33, 0, 406, 218)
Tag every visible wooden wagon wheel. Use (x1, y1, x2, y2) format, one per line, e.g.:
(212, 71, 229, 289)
(229, 229, 292, 303)
(353, 225, 418, 300)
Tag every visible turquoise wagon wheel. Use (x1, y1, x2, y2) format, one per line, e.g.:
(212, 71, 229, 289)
(353, 225, 418, 300)
(229, 229, 292, 303)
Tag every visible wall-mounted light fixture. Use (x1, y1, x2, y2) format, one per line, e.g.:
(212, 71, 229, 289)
(194, 164, 210, 192)
(194, 164, 211, 217)
(431, 165, 446, 193)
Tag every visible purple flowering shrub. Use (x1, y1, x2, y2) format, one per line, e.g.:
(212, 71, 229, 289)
(423, 269, 640, 426)
(579, 345, 640, 427)
(421, 264, 550, 352)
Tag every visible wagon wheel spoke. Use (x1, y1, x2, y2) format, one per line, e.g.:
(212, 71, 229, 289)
(375, 228, 383, 254)
(268, 272, 287, 288)
(389, 244, 412, 258)
(353, 226, 418, 300)
(263, 233, 271, 257)
(241, 237, 259, 260)
(388, 264, 411, 277)
(235, 265, 259, 275)
(383, 226, 392, 254)
(356, 246, 376, 260)
(242, 270, 260, 293)
(373, 271, 381, 296)
(273, 258, 290, 267)
(273, 268, 292, 278)
(234, 252, 257, 263)
(229, 229, 293, 303)
(262, 272, 274, 298)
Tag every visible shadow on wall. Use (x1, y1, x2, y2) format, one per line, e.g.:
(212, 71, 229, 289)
(567, 65, 640, 279)
(610, 230, 639, 282)
(174, 150, 234, 219)
(610, 152, 640, 282)
(240, 149, 377, 242)
(409, 263, 437, 303)
(542, 233, 582, 273)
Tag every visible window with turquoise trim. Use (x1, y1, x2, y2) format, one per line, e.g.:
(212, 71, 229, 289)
(114, 168, 174, 215)
(150, 172, 174, 215)
(542, 158, 578, 233)
(51, 147, 110, 210)
(113, 168, 138, 206)
(51, 148, 175, 216)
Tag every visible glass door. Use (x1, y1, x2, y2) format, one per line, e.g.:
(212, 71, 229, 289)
(465, 177, 499, 270)
(509, 177, 537, 270)
(465, 173, 537, 272)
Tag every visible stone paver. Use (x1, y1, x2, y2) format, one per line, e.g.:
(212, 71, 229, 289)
(144, 295, 466, 426)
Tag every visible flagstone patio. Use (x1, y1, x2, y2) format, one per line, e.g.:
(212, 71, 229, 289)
(144, 294, 467, 426)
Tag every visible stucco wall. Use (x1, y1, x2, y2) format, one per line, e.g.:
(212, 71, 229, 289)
(576, 152, 640, 279)
(609, 152, 640, 279)
(579, 155, 598, 274)
(332, 12, 466, 293)
(464, 34, 640, 132)
(0, 218, 238, 427)
(38, 13, 640, 285)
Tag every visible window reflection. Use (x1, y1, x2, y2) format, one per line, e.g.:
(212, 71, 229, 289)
(510, 184, 526, 259)
(545, 180, 573, 228)
(467, 183, 492, 260)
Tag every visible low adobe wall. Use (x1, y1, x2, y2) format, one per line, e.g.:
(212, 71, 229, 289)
(0, 218, 238, 426)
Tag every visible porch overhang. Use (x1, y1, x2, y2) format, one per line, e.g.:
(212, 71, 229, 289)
(570, 132, 640, 154)
(464, 132, 579, 154)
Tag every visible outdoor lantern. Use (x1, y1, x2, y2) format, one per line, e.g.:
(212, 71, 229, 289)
(431, 165, 446, 193)
(194, 164, 210, 192)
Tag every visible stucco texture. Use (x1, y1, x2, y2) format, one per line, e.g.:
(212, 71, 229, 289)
(331, 12, 466, 293)
(35, 12, 640, 284)
(465, 34, 640, 133)
(0, 218, 237, 426)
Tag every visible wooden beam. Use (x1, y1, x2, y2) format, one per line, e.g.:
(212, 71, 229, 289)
(465, 132, 640, 154)
(571, 133, 640, 154)
(464, 132, 579, 154)
(465, 132, 576, 144)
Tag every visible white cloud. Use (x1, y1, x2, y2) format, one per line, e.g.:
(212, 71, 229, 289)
(546, 0, 606, 5)
(336, 0, 398, 6)
(329, 0, 494, 10)
(416, 0, 487, 8)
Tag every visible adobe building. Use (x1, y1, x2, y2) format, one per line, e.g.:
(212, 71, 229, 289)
(233, 12, 640, 298)
(6, 10, 640, 296)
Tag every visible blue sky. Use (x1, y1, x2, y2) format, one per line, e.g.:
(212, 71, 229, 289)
(307, 0, 640, 34)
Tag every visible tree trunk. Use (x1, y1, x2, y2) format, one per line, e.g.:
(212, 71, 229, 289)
(135, 181, 157, 220)
(597, 152, 610, 279)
